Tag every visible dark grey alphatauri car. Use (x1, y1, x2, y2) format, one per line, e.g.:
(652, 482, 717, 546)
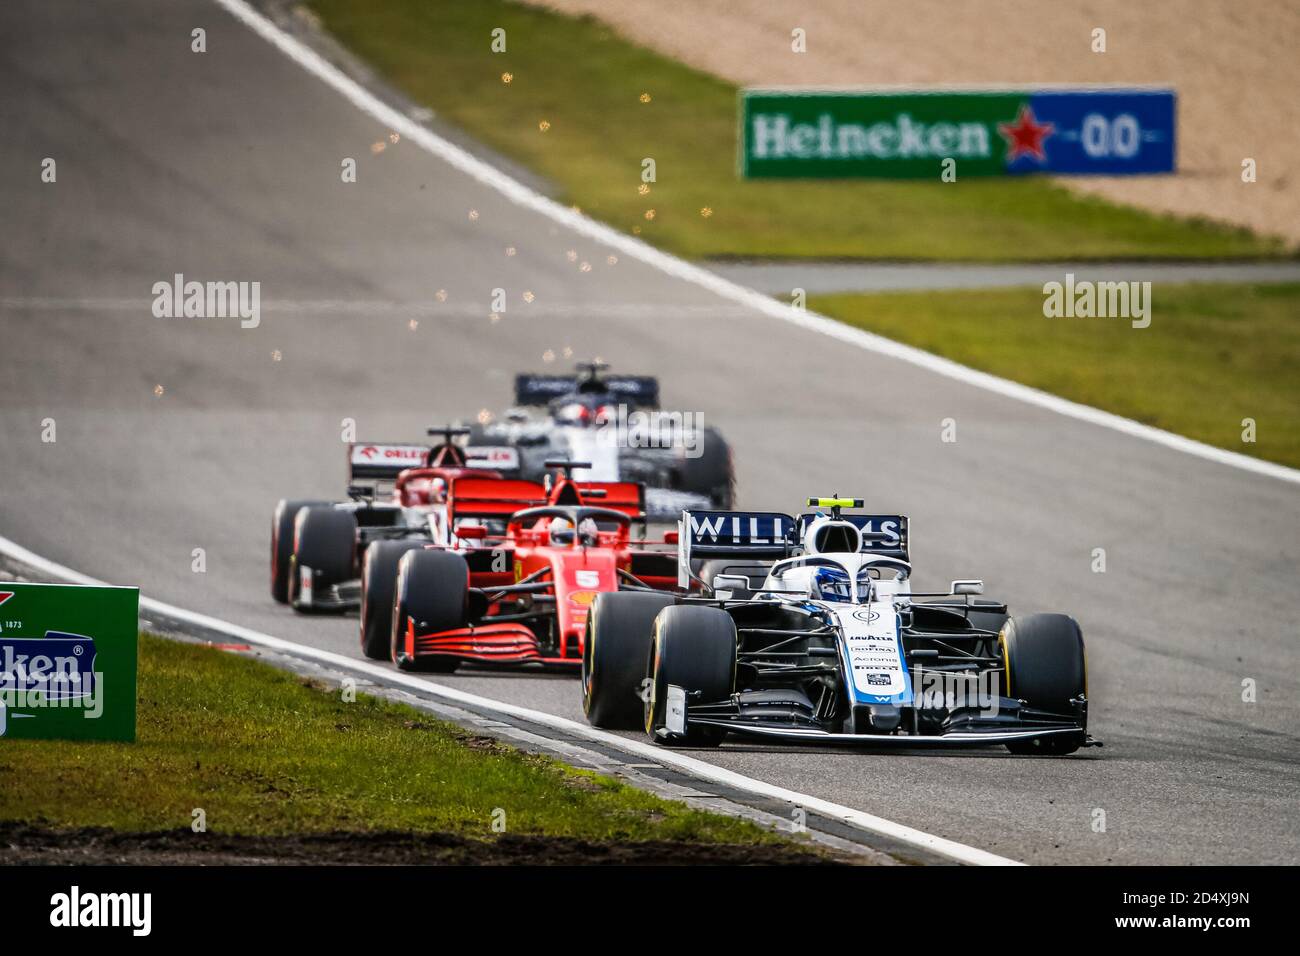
(463, 363, 735, 519)
(582, 498, 1100, 755)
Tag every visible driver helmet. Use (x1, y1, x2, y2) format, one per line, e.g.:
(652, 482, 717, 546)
(812, 566, 855, 602)
(548, 517, 575, 546)
(577, 517, 600, 546)
(554, 402, 591, 426)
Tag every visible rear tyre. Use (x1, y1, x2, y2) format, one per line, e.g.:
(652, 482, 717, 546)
(391, 549, 469, 673)
(360, 540, 424, 660)
(271, 498, 327, 603)
(582, 592, 676, 729)
(679, 427, 734, 510)
(1000, 613, 1087, 756)
(288, 507, 357, 612)
(645, 606, 736, 747)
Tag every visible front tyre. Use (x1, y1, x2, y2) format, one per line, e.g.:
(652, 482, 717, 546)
(270, 498, 327, 603)
(645, 606, 736, 747)
(1000, 613, 1087, 756)
(391, 549, 469, 673)
(582, 592, 676, 729)
(360, 540, 424, 660)
(288, 506, 357, 612)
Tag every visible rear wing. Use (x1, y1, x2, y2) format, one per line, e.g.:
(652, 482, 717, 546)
(797, 513, 910, 561)
(513, 373, 660, 407)
(448, 477, 547, 521)
(348, 443, 428, 481)
(463, 446, 520, 471)
(677, 510, 795, 588)
(574, 481, 645, 519)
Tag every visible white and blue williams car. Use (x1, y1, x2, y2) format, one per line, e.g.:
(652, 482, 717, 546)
(581, 497, 1099, 754)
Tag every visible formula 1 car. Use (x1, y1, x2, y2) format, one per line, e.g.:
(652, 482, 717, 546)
(582, 498, 1099, 755)
(463, 362, 735, 517)
(366, 463, 682, 672)
(270, 426, 513, 613)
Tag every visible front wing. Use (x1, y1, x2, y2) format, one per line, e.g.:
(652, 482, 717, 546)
(400, 619, 581, 669)
(684, 720, 1097, 749)
(679, 696, 1099, 749)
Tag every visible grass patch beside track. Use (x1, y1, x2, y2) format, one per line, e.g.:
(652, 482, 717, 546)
(0, 635, 807, 857)
(306, 0, 1283, 262)
(811, 282, 1300, 469)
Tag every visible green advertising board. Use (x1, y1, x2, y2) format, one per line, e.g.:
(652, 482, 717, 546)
(739, 87, 1177, 178)
(0, 582, 138, 742)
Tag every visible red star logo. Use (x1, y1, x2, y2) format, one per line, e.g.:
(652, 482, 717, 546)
(998, 105, 1055, 162)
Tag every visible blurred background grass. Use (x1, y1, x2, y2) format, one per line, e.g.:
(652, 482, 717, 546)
(813, 283, 1300, 468)
(305, 0, 1297, 469)
(308, 0, 1283, 262)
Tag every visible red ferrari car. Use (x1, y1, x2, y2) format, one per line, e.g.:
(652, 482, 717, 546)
(363, 462, 682, 672)
(273, 426, 513, 615)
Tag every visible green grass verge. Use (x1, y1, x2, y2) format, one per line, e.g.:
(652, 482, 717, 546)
(810, 282, 1300, 469)
(308, 0, 1286, 261)
(0, 634, 781, 845)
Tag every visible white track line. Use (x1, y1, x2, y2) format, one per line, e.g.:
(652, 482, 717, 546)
(216, 0, 1300, 488)
(0, 532, 1020, 866)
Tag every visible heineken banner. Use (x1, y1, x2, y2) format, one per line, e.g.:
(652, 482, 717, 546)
(739, 88, 1176, 179)
(0, 582, 138, 742)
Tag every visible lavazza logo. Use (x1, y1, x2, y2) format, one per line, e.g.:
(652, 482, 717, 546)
(151, 272, 260, 328)
(50, 886, 151, 936)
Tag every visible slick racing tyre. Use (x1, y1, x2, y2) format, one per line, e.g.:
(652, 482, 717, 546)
(679, 426, 734, 510)
(288, 506, 357, 612)
(645, 606, 736, 747)
(1000, 613, 1087, 756)
(271, 498, 327, 603)
(360, 540, 424, 660)
(391, 549, 469, 673)
(582, 592, 676, 730)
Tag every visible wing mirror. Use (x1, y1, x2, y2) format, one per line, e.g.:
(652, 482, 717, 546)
(951, 579, 984, 595)
(456, 526, 488, 540)
(663, 530, 679, 544)
(712, 574, 750, 596)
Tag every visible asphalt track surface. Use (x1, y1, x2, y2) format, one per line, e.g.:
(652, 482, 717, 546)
(2, 0, 1297, 865)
